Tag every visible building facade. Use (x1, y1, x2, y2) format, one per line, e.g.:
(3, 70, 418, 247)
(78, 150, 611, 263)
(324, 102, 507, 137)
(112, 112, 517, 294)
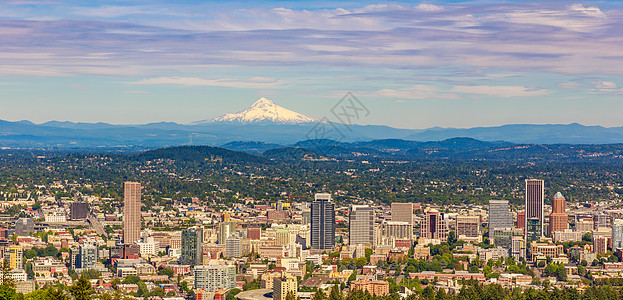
(349, 205, 374, 246)
(194, 265, 236, 291)
(613, 219, 623, 251)
(123, 182, 142, 244)
(456, 216, 480, 238)
(181, 227, 204, 266)
(489, 200, 512, 237)
(311, 193, 335, 250)
(70, 202, 89, 220)
(391, 203, 413, 224)
(549, 192, 568, 236)
(273, 273, 298, 300)
(525, 179, 544, 242)
(420, 209, 448, 241)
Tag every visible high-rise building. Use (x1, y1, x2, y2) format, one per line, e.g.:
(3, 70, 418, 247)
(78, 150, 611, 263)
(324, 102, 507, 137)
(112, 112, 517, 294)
(273, 273, 298, 300)
(349, 205, 374, 246)
(594, 237, 608, 254)
(311, 193, 335, 250)
(511, 236, 526, 261)
(525, 179, 544, 241)
(70, 202, 89, 220)
(218, 222, 236, 244)
(248, 227, 261, 240)
(420, 209, 448, 241)
(302, 211, 311, 225)
(14, 218, 34, 236)
(275, 229, 291, 246)
(194, 265, 236, 291)
(594, 213, 611, 230)
(612, 219, 623, 251)
(549, 192, 568, 236)
(391, 203, 413, 224)
(123, 182, 141, 244)
(488, 200, 512, 237)
(78, 243, 98, 269)
(455, 216, 480, 238)
(225, 234, 241, 258)
(377, 221, 413, 244)
(7, 245, 23, 269)
(181, 227, 204, 266)
(517, 211, 525, 229)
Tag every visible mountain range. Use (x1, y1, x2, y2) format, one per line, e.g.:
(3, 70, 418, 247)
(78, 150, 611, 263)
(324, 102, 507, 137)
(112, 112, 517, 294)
(2, 98, 623, 149)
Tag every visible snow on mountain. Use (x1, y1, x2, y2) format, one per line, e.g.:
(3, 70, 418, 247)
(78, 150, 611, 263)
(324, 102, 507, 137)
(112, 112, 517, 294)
(195, 98, 316, 124)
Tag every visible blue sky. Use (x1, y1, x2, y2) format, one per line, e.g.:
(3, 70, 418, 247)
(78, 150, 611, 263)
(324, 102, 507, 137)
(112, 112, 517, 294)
(1, 0, 623, 128)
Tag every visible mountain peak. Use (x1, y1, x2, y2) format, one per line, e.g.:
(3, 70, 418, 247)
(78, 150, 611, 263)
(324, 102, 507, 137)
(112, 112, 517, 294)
(196, 98, 316, 125)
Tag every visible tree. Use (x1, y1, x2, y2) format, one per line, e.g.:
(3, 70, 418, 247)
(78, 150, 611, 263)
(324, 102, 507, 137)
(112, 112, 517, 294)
(70, 276, 93, 300)
(285, 291, 297, 300)
(46, 286, 70, 300)
(329, 285, 342, 300)
(0, 259, 14, 288)
(312, 290, 326, 300)
(0, 285, 18, 300)
(448, 231, 457, 245)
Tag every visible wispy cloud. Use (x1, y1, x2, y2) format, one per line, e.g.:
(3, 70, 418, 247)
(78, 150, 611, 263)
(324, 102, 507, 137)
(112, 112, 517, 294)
(127, 76, 283, 89)
(450, 85, 552, 97)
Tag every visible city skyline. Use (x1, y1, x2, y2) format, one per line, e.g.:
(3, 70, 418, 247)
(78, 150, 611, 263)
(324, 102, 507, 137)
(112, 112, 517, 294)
(1, 1, 623, 128)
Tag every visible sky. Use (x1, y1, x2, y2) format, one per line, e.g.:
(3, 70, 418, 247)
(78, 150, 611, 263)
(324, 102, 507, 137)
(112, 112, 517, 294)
(1, 0, 623, 129)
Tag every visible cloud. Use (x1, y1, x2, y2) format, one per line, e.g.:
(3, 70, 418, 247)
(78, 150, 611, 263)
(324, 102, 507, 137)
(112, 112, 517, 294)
(450, 86, 552, 97)
(556, 82, 584, 89)
(127, 76, 283, 89)
(0, 1, 622, 79)
(591, 80, 623, 93)
(371, 85, 459, 100)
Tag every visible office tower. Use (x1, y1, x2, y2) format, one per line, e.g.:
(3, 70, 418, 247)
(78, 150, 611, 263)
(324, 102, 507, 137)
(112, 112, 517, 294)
(613, 219, 623, 251)
(273, 273, 298, 300)
(7, 245, 23, 269)
(525, 179, 544, 241)
(218, 222, 236, 244)
(124, 244, 140, 259)
(302, 211, 311, 225)
(248, 227, 261, 240)
(123, 182, 141, 244)
(488, 200, 512, 237)
(181, 227, 204, 266)
(311, 193, 335, 250)
(194, 265, 236, 291)
(594, 213, 611, 230)
(14, 218, 34, 236)
(511, 236, 526, 261)
(275, 229, 291, 246)
(455, 216, 480, 238)
(79, 243, 98, 269)
(391, 203, 413, 224)
(420, 209, 448, 241)
(225, 234, 242, 258)
(379, 221, 413, 241)
(70, 202, 89, 220)
(350, 205, 374, 246)
(517, 211, 525, 229)
(549, 192, 568, 236)
(594, 237, 608, 254)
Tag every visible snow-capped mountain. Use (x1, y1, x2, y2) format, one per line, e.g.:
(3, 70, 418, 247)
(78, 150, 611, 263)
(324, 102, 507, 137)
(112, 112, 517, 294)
(195, 98, 316, 124)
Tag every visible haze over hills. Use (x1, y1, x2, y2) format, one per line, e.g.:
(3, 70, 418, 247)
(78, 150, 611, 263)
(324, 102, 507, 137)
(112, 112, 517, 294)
(2, 98, 623, 149)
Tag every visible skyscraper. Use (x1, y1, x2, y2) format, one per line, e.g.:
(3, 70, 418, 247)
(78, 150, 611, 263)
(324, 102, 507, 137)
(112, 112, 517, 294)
(194, 265, 236, 291)
(488, 200, 512, 237)
(311, 193, 335, 250)
(70, 202, 89, 220)
(123, 182, 141, 244)
(456, 216, 480, 238)
(525, 179, 544, 242)
(391, 203, 413, 224)
(612, 219, 623, 251)
(549, 192, 568, 236)
(349, 205, 374, 246)
(420, 209, 448, 241)
(181, 227, 204, 266)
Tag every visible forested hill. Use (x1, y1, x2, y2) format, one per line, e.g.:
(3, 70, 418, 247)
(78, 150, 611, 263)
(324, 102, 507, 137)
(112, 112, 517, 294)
(136, 145, 265, 164)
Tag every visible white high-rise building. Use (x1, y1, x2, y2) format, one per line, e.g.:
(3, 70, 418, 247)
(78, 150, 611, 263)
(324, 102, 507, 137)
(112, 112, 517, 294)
(349, 205, 374, 246)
